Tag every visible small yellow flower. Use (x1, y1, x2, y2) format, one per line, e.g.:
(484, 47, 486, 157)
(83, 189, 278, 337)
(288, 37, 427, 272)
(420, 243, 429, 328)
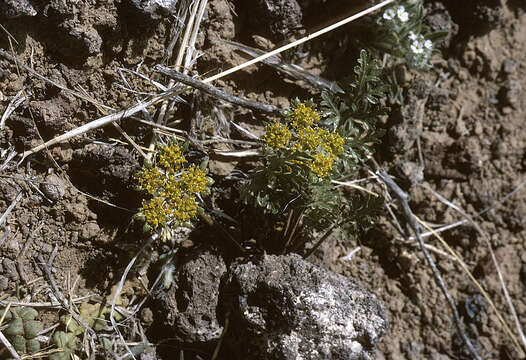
(158, 143, 187, 172)
(290, 103, 321, 129)
(136, 141, 212, 229)
(296, 126, 324, 152)
(180, 165, 208, 193)
(323, 132, 345, 156)
(171, 195, 197, 221)
(142, 197, 169, 228)
(308, 152, 335, 178)
(264, 121, 292, 150)
(136, 167, 164, 195)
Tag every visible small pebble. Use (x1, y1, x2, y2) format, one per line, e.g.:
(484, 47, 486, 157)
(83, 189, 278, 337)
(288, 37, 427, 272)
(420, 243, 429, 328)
(499, 80, 521, 109)
(40, 174, 66, 202)
(502, 59, 516, 75)
(2, 258, 19, 280)
(0, 276, 8, 291)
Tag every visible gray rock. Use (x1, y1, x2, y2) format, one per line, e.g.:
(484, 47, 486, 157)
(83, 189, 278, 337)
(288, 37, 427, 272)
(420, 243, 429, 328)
(40, 174, 66, 202)
(0, 0, 38, 18)
(502, 59, 517, 75)
(127, 0, 179, 20)
(224, 254, 389, 360)
(155, 249, 226, 343)
(401, 340, 425, 360)
(57, 19, 102, 58)
(424, 1, 458, 50)
(2, 258, 18, 280)
(0, 275, 8, 291)
(252, 0, 303, 40)
(499, 80, 522, 109)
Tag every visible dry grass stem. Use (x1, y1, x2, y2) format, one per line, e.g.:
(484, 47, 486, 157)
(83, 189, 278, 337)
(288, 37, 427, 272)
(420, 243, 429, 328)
(422, 183, 526, 356)
(0, 89, 27, 130)
(203, 0, 395, 84)
(0, 191, 23, 227)
(378, 170, 482, 360)
(414, 214, 525, 357)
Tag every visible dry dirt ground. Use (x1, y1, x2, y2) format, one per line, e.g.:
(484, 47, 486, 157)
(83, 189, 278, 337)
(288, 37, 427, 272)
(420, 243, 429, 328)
(0, 0, 526, 359)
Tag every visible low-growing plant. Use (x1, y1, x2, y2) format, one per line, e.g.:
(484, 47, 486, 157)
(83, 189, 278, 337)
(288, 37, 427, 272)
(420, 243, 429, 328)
(134, 140, 213, 231)
(49, 331, 78, 360)
(239, 102, 336, 243)
(1, 304, 42, 357)
(241, 51, 387, 251)
(371, 0, 445, 70)
(59, 302, 122, 336)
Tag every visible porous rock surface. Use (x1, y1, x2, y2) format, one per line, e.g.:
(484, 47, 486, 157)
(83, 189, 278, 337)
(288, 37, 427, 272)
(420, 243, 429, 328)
(155, 249, 227, 343)
(251, 0, 303, 40)
(0, 0, 38, 18)
(127, 0, 179, 20)
(224, 253, 389, 360)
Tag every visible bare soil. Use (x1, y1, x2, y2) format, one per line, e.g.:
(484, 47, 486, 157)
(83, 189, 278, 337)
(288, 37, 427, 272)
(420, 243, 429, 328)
(1, 1, 526, 359)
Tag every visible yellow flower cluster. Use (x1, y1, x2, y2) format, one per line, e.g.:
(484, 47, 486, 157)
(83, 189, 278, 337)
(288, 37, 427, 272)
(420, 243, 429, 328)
(263, 121, 292, 149)
(135, 142, 209, 228)
(158, 143, 187, 172)
(263, 102, 345, 179)
(290, 102, 321, 128)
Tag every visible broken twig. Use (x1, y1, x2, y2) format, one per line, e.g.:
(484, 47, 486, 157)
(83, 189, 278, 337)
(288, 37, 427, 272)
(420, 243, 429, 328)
(155, 65, 281, 114)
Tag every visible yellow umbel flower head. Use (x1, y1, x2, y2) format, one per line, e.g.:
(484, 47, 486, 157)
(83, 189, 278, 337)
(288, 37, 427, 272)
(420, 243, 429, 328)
(289, 102, 321, 129)
(263, 121, 292, 150)
(262, 101, 346, 179)
(135, 141, 211, 229)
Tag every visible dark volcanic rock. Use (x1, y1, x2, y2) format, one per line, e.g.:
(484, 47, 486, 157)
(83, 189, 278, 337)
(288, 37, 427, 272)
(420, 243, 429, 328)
(42, 1, 102, 60)
(126, 0, 179, 20)
(69, 143, 140, 208)
(246, 0, 303, 40)
(424, 1, 458, 50)
(155, 249, 227, 344)
(0, 0, 38, 18)
(224, 254, 389, 360)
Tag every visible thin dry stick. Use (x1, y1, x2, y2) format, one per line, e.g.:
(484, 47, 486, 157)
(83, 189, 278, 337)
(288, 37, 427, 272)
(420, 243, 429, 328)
(155, 66, 280, 114)
(0, 191, 23, 227)
(183, 0, 208, 72)
(155, 0, 202, 129)
(0, 88, 27, 130)
(422, 183, 526, 356)
(411, 178, 526, 241)
(79, 83, 149, 159)
(0, 329, 21, 360)
(415, 214, 525, 358)
(331, 180, 379, 197)
(0, 296, 93, 309)
(378, 171, 482, 360)
(20, 85, 185, 159)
